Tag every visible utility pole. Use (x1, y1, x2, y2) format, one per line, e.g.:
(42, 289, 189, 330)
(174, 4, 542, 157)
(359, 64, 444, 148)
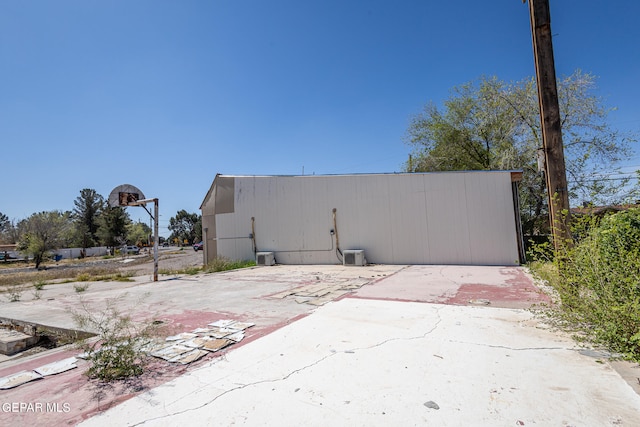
(527, 0, 571, 251)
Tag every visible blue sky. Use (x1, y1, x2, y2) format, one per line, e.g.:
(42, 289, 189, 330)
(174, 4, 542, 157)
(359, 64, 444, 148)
(1, 0, 639, 237)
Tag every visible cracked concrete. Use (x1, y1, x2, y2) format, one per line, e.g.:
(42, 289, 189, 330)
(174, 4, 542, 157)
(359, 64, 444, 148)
(82, 299, 640, 426)
(1, 264, 639, 426)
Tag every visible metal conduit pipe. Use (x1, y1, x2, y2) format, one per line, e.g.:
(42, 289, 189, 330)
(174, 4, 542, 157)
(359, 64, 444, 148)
(332, 208, 343, 263)
(251, 217, 257, 255)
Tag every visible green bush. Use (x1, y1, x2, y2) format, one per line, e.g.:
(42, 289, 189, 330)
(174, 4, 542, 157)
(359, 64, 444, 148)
(33, 280, 47, 290)
(531, 208, 640, 361)
(72, 295, 156, 381)
(74, 283, 90, 293)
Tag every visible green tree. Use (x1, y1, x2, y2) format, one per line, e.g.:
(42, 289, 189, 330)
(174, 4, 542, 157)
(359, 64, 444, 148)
(16, 211, 72, 268)
(0, 212, 8, 234)
(168, 210, 201, 245)
(127, 221, 152, 247)
(0, 216, 19, 245)
(96, 206, 131, 250)
(72, 189, 105, 250)
(0, 212, 14, 244)
(405, 70, 636, 238)
(194, 215, 202, 243)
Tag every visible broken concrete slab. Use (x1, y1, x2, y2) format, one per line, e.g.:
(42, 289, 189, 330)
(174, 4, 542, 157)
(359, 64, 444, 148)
(0, 370, 43, 389)
(169, 349, 208, 365)
(201, 338, 233, 352)
(151, 319, 250, 361)
(182, 337, 208, 349)
(0, 329, 39, 355)
(208, 319, 236, 328)
(225, 331, 244, 343)
(165, 332, 198, 341)
(33, 357, 78, 376)
(229, 322, 255, 331)
(150, 343, 192, 361)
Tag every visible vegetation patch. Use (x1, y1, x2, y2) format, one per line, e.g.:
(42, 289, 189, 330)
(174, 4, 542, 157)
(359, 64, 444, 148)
(4, 284, 24, 302)
(33, 280, 47, 290)
(529, 208, 640, 362)
(204, 257, 256, 273)
(76, 273, 92, 282)
(72, 295, 158, 381)
(159, 266, 202, 276)
(97, 272, 135, 282)
(74, 283, 90, 293)
(0, 265, 121, 288)
(158, 258, 254, 276)
(74, 270, 134, 282)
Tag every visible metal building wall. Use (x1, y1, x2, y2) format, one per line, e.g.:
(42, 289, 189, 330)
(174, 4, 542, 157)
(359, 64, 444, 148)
(202, 172, 521, 266)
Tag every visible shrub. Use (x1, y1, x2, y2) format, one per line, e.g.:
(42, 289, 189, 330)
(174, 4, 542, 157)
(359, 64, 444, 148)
(74, 283, 90, 293)
(4, 284, 23, 302)
(72, 295, 156, 381)
(33, 280, 47, 290)
(531, 208, 640, 361)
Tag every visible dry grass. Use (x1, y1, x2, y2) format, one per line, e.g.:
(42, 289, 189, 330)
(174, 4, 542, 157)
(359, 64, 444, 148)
(0, 266, 123, 290)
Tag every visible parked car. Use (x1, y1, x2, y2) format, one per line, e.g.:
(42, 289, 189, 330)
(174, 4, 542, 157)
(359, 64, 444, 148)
(0, 251, 17, 261)
(193, 242, 203, 251)
(124, 245, 140, 255)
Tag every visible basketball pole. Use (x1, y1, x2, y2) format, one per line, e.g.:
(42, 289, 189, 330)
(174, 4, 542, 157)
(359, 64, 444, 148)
(128, 197, 159, 282)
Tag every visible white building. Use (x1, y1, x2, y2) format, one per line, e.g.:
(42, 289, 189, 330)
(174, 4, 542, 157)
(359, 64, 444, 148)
(200, 171, 525, 266)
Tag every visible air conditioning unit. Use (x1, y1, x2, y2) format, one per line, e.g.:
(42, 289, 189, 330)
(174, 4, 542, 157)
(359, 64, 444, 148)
(343, 249, 365, 266)
(256, 252, 275, 266)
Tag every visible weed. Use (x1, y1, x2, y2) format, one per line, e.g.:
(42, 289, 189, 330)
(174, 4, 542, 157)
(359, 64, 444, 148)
(5, 284, 23, 302)
(76, 273, 91, 282)
(33, 280, 47, 290)
(93, 272, 134, 282)
(32, 289, 42, 300)
(529, 208, 640, 362)
(0, 265, 123, 288)
(204, 257, 256, 273)
(74, 283, 90, 293)
(71, 294, 157, 381)
(184, 267, 201, 275)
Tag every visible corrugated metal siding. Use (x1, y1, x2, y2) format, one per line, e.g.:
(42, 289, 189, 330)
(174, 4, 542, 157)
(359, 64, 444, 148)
(246, 176, 337, 264)
(464, 173, 518, 264)
(206, 172, 520, 265)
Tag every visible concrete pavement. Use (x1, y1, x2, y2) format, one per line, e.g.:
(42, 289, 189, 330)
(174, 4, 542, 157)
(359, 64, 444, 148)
(1, 265, 639, 426)
(83, 299, 640, 426)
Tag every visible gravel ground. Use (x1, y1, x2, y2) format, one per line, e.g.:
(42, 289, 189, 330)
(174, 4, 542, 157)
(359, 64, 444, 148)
(0, 247, 204, 285)
(118, 247, 204, 276)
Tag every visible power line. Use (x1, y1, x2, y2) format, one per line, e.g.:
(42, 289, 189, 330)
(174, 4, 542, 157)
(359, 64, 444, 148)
(570, 176, 639, 183)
